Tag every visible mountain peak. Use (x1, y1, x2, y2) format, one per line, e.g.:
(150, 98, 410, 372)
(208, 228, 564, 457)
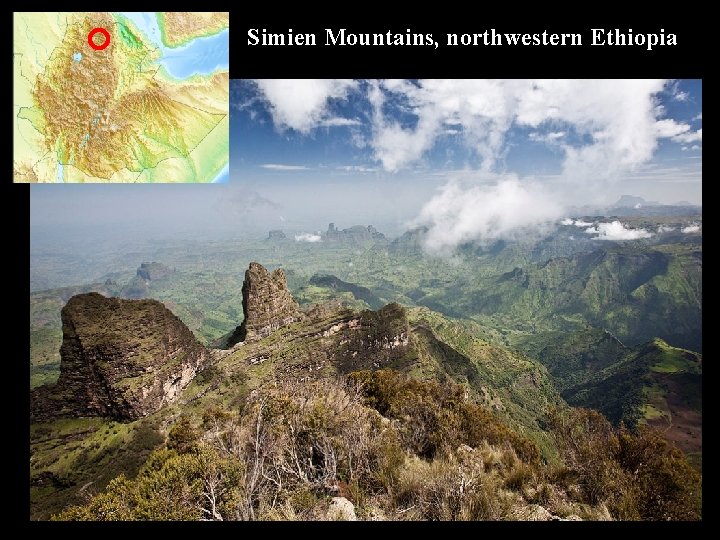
(31, 292, 209, 421)
(230, 262, 302, 345)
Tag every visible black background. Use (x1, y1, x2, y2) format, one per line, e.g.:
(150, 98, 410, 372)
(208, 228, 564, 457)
(9, 2, 704, 527)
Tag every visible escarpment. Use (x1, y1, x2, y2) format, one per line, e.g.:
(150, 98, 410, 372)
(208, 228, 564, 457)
(31, 293, 210, 421)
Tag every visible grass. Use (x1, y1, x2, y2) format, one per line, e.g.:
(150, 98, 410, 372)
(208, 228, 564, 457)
(649, 339, 700, 374)
(640, 404, 667, 421)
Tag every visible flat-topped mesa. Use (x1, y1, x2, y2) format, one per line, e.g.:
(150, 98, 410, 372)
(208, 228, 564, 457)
(325, 223, 386, 244)
(36, 292, 210, 421)
(232, 262, 302, 344)
(137, 261, 174, 281)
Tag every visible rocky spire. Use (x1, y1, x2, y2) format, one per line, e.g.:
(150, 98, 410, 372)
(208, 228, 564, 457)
(231, 262, 302, 345)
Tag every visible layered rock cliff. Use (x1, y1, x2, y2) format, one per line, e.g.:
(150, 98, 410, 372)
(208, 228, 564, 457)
(32, 293, 210, 421)
(227, 262, 303, 345)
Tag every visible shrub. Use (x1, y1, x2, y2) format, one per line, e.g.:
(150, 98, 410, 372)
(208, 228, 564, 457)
(166, 416, 199, 454)
(350, 369, 539, 463)
(549, 406, 701, 520)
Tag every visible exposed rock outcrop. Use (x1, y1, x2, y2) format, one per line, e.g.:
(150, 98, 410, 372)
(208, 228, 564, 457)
(335, 303, 411, 372)
(325, 223, 386, 245)
(137, 262, 174, 281)
(327, 497, 357, 521)
(268, 229, 287, 240)
(228, 263, 302, 345)
(31, 292, 210, 421)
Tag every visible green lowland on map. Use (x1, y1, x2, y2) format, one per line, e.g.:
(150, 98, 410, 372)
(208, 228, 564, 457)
(14, 12, 229, 183)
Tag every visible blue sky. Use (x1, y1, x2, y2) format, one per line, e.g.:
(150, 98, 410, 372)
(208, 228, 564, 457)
(225, 79, 701, 249)
(31, 80, 702, 255)
(231, 79, 701, 201)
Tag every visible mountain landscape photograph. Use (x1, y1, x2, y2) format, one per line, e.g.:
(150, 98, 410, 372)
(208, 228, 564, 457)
(29, 79, 702, 521)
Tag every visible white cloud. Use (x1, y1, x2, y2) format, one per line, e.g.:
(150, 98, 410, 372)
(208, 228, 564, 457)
(253, 79, 357, 133)
(681, 224, 700, 233)
(367, 79, 670, 180)
(694, 113, 702, 121)
(320, 117, 362, 127)
(261, 164, 310, 171)
(584, 221, 653, 241)
(412, 175, 563, 253)
(560, 218, 594, 227)
(249, 79, 699, 252)
(655, 118, 691, 138)
(672, 128, 702, 144)
(657, 225, 675, 233)
(530, 131, 565, 143)
(336, 165, 378, 172)
(294, 233, 322, 243)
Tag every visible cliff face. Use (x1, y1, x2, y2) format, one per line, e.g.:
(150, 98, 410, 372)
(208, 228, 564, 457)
(136, 262, 174, 281)
(36, 293, 209, 421)
(325, 223, 386, 245)
(230, 263, 302, 344)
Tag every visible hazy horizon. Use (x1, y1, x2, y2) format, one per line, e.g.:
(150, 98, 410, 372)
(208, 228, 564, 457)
(31, 79, 701, 257)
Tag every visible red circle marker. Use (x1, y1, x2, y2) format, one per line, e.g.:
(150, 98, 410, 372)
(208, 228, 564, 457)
(88, 28, 111, 51)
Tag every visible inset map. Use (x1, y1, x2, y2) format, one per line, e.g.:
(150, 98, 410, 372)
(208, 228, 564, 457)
(14, 12, 229, 183)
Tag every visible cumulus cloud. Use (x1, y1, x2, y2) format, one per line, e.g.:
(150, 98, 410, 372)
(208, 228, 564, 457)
(253, 79, 357, 133)
(371, 80, 682, 250)
(584, 221, 653, 241)
(250, 79, 697, 251)
(261, 164, 310, 171)
(657, 225, 675, 233)
(294, 232, 322, 242)
(412, 175, 563, 253)
(681, 224, 701, 233)
(655, 119, 691, 138)
(367, 79, 669, 180)
(560, 218, 594, 227)
(672, 128, 702, 144)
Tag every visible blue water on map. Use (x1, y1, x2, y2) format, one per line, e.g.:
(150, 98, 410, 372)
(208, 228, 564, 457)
(212, 163, 229, 183)
(116, 12, 228, 78)
(72, 52, 82, 62)
(56, 162, 64, 183)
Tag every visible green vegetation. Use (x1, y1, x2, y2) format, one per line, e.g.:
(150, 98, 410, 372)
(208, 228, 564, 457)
(561, 339, 701, 430)
(549, 407, 701, 520)
(29, 216, 701, 520)
(55, 373, 700, 521)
